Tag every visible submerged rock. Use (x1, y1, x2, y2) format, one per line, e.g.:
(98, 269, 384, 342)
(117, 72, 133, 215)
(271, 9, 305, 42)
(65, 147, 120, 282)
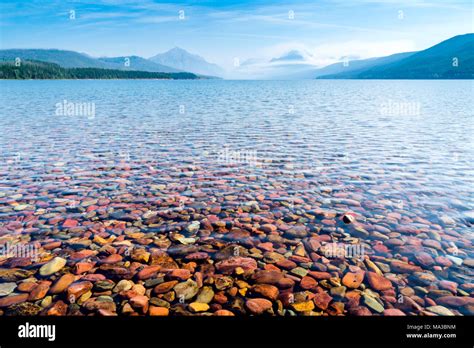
(0, 283, 17, 297)
(39, 257, 67, 276)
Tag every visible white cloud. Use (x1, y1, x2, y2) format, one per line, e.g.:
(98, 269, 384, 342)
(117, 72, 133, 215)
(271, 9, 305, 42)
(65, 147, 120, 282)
(261, 39, 417, 67)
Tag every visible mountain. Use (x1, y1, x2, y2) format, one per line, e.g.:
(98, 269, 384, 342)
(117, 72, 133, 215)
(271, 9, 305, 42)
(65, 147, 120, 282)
(312, 52, 415, 78)
(270, 50, 306, 62)
(0, 49, 110, 68)
(318, 34, 474, 79)
(0, 49, 179, 73)
(97, 56, 180, 73)
(150, 47, 224, 77)
(233, 49, 317, 79)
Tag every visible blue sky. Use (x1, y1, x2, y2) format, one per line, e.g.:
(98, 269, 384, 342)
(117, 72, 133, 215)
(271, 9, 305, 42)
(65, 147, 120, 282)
(0, 0, 472, 70)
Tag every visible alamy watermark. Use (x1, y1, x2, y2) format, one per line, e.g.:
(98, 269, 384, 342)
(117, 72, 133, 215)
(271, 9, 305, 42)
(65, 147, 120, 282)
(18, 322, 55, 341)
(380, 99, 421, 116)
(55, 100, 96, 119)
(321, 242, 365, 260)
(217, 145, 259, 167)
(0, 241, 40, 261)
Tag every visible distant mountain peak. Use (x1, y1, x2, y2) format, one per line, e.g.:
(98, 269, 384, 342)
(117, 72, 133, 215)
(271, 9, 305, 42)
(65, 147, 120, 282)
(157, 47, 206, 63)
(271, 50, 306, 62)
(150, 47, 223, 77)
(270, 49, 312, 63)
(168, 47, 189, 53)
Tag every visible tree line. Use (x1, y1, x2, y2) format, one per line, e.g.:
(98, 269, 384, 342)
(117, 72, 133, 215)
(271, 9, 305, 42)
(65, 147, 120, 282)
(0, 60, 199, 79)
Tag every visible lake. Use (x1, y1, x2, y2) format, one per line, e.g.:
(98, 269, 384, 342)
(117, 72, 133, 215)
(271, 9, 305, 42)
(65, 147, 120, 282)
(0, 79, 473, 316)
